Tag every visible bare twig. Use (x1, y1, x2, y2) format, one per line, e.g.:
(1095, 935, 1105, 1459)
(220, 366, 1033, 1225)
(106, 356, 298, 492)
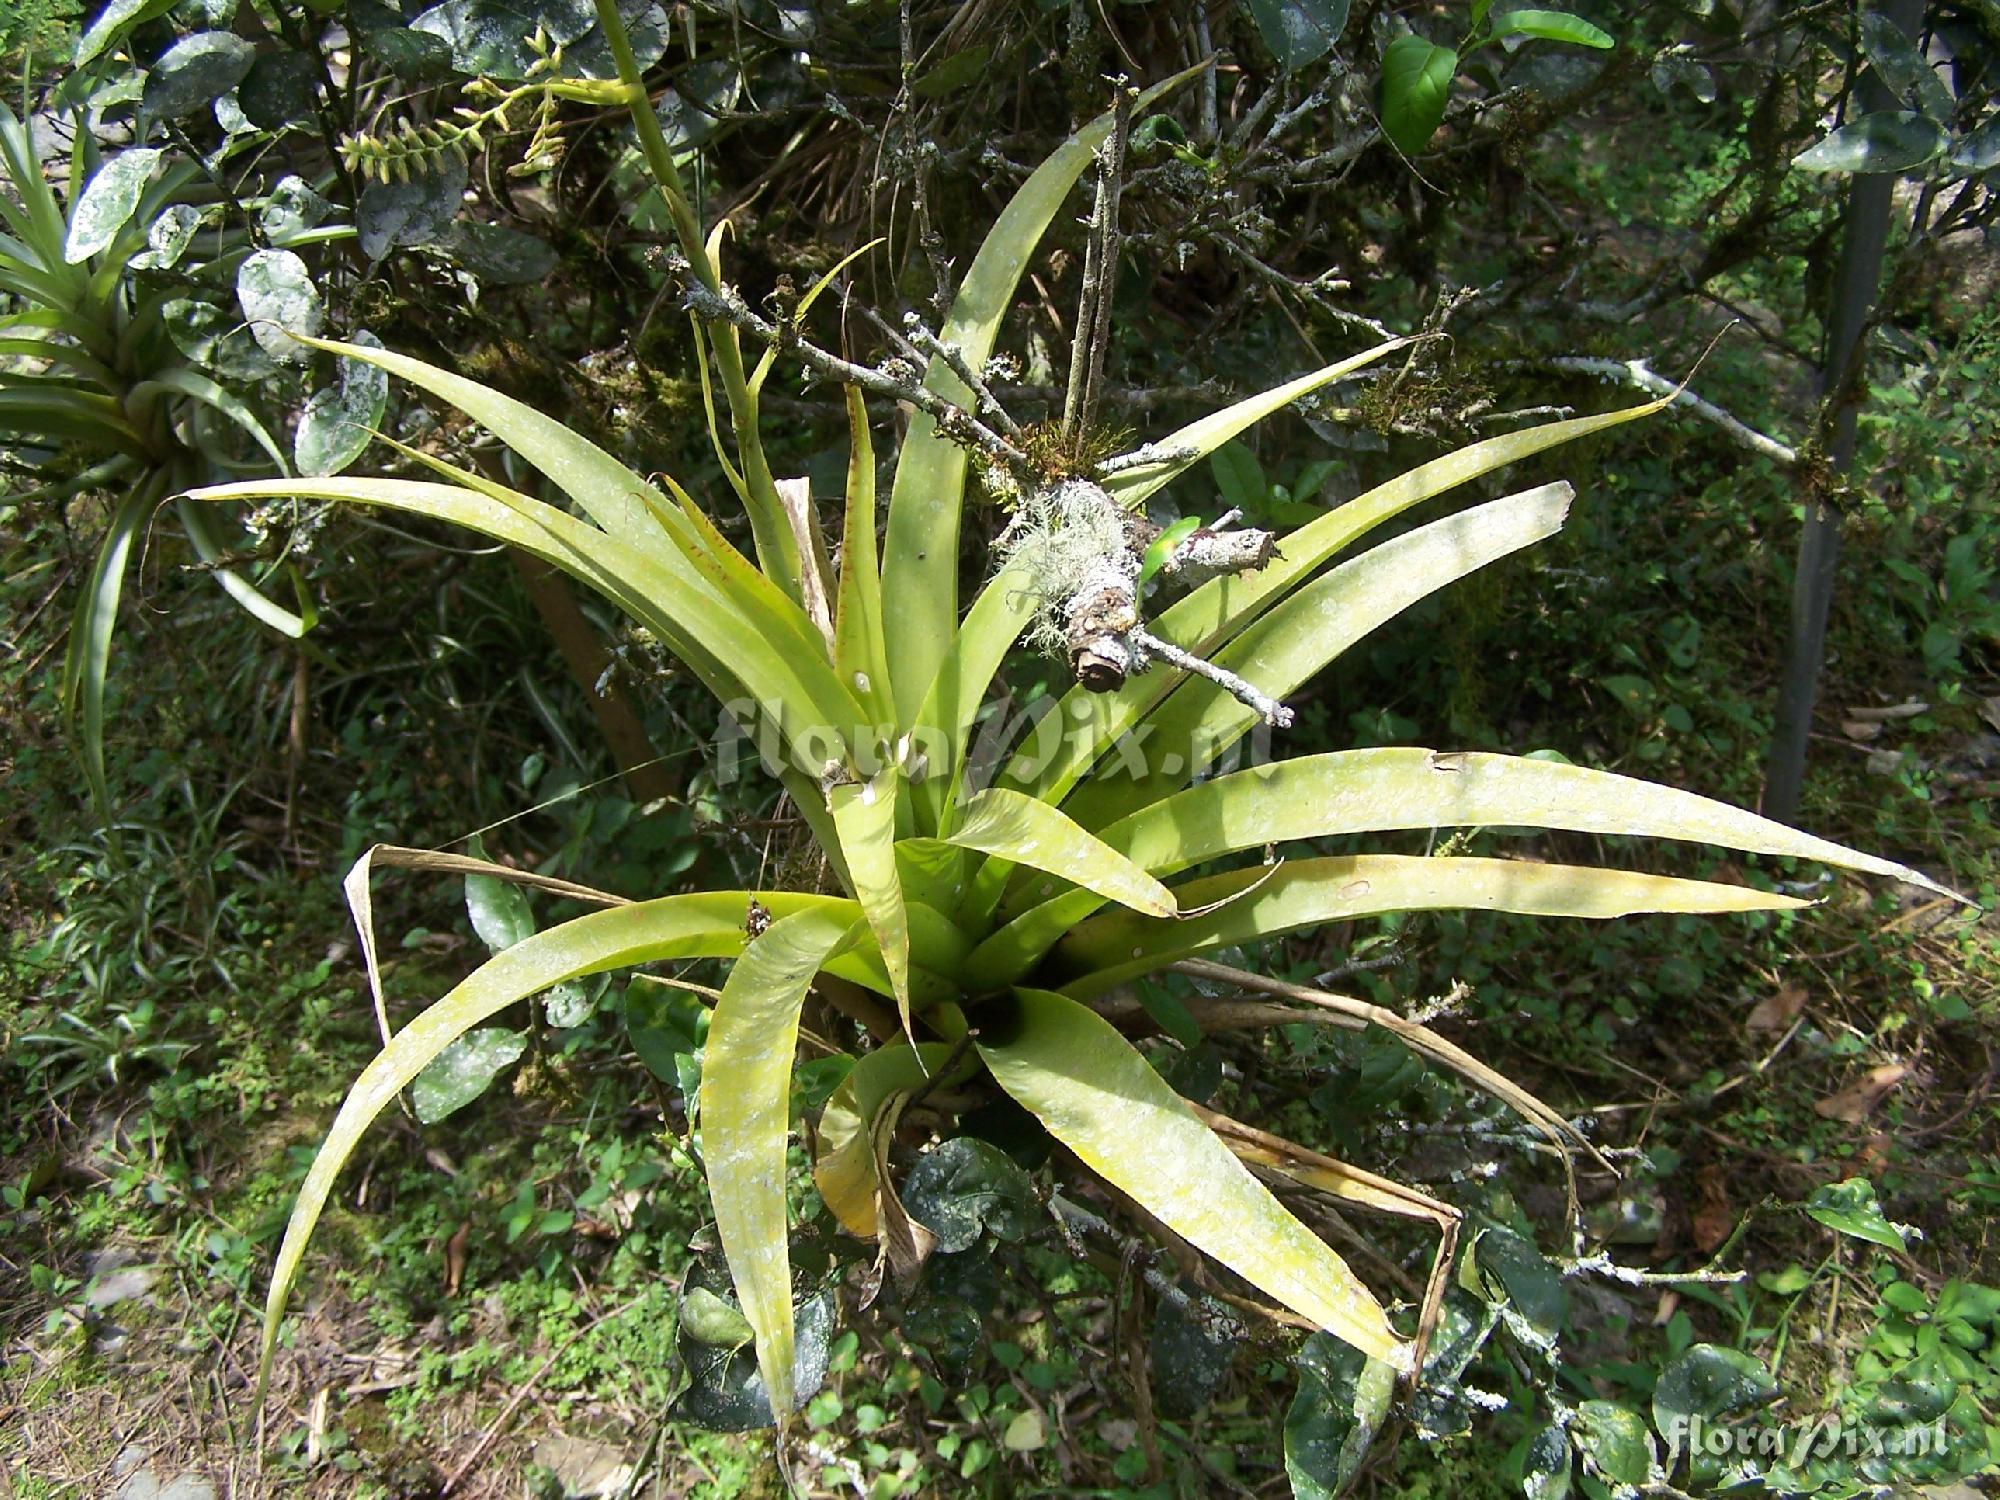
(681, 279, 1037, 475)
(1080, 85, 1134, 436)
(1540, 354, 1798, 467)
(904, 315, 1023, 435)
(1132, 627, 1294, 727)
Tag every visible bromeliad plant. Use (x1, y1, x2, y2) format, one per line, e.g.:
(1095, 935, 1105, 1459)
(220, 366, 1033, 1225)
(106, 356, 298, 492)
(198, 8, 1954, 1465)
(0, 96, 325, 821)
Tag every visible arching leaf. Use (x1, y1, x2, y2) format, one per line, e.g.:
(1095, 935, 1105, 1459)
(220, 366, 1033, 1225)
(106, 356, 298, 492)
(256, 891, 866, 1401)
(701, 909, 859, 1424)
(978, 988, 1406, 1365)
(1052, 856, 1807, 996)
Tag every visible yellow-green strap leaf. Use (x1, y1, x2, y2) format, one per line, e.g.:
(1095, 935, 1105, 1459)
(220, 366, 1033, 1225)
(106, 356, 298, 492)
(829, 767, 912, 1031)
(1101, 339, 1409, 509)
(257, 891, 862, 1404)
(187, 475, 862, 762)
(834, 386, 892, 725)
(751, 239, 883, 394)
(978, 988, 1405, 1366)
(881, 65, 1202, 725)
(1061, 483, 1573, 829)
(1050, 855, 1808, 997)
(978, 746, 1953, 982)
(701, 909, 859, 1424)
(1111, 749, 1958, 898)
(814, 1041, 969, 1239)
(1003, 400, 1666, 805)
(946, 788, 1175, 922)
(285, 335, 686, 565)
(908, 561, 1037, 833)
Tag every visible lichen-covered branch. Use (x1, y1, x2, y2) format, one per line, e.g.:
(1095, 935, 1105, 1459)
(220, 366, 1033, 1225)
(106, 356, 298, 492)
(679, 279, 1036, 475)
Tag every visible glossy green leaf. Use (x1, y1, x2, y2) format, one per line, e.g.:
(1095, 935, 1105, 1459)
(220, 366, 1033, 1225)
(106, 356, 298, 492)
(901, 1137, 1039, 1250)
(1064, 483, 1574, 829)
(356, 163, 466, 261)
(64, 148, 163, 263)
(142, 31, 256, 118)
(236, 248, 323, 363)
(1804, 1177, 1911, 1250)
(829, 769, 910, 1028)
(435, 221, 560, 285)
(410, 0, 598, 77)
(1949, 115, 2000, 174)
(700, 909, 858, 1424)
(464, 836, 535, 953)
(1380, 35, 1458, 157)
(1244, 0, 1350, 71)
(411, 1026, 526, 1122)
(256, 890, 867, 1400)
(977, 988, 1405, 1366)
(74, 0, 178, 67)
(1792, 111, 1944, 173)
(238, 50, 320, 131)
(1523, 1423, 1573, 1500)
(1490, 9, 1615, 48)
(1285, 1336, 1397, 1497)
(295, 330, 390, 476)
(911, 45, 991, 97)
(1652, 1344, 1777, 1439)
(1002, 401, 1665, 808)
(880, 64, 1201, 727)
(1859, 10, 1953, 121)
(1574, 1401, 1654, 1486)
(946, 788, 1175, 919)
(1052, 855, 1807, 996)
(1103, 340, 1405, 509)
